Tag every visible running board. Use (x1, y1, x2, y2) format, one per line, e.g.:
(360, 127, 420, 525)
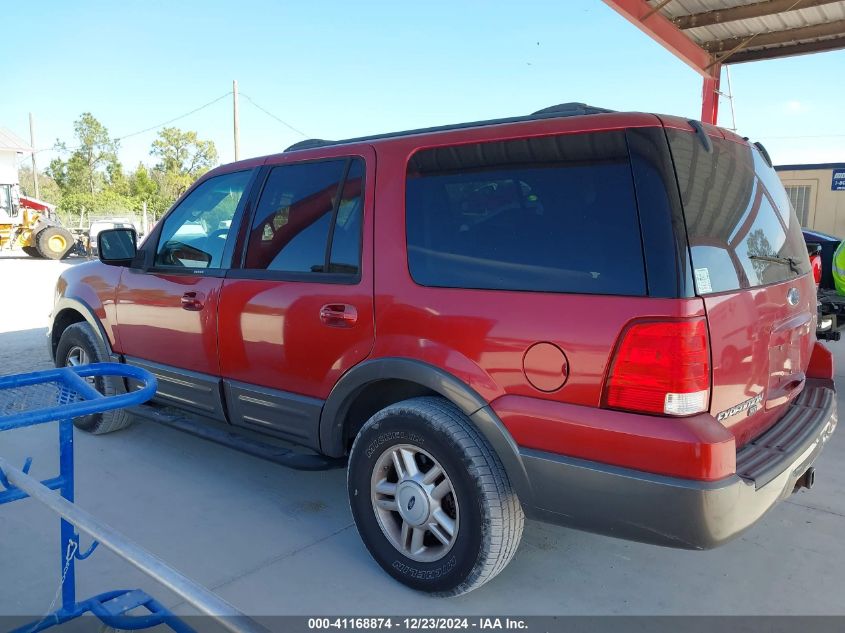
(130, 405, 346, 471)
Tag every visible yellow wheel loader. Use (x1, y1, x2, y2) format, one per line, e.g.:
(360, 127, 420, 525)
(0, 184, 76, 259)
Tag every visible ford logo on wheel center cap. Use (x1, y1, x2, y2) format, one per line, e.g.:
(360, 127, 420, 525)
(787, 287, 800, 306)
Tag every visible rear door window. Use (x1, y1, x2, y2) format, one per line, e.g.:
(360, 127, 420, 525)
(405, 131, 646, 295)
(244, 158, 364, 277)
(667, 130, 808, 294)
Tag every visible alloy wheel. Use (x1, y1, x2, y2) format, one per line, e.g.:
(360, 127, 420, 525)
(370, 444, 459, 563)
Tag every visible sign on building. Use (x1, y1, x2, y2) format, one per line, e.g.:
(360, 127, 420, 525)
(833, 168, 845, 191)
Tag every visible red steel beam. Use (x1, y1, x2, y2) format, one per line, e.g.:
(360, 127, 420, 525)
(602, 0, 715, 75)
(701, 65, 721, 125)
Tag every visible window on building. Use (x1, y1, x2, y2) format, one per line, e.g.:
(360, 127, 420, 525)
(784, 185, 812, 227)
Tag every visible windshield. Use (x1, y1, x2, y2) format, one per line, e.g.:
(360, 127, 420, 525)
(0, 185, 10, 214)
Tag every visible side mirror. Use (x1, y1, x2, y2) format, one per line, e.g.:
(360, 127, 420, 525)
(98, 228, 137, 266)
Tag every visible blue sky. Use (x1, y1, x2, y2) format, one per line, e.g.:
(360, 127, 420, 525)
(3, 0, 844, 171)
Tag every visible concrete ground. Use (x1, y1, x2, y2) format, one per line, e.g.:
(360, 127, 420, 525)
(1, 248, 845, 619)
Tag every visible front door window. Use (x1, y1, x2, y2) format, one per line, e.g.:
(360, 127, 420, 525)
(154, 171, 252, 269)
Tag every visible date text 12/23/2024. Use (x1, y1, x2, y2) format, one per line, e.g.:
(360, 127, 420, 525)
(308, 618, 528, 630)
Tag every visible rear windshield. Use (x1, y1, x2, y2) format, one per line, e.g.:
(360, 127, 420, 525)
(668, 130, 809, 294)
(405, 131, 647, 295)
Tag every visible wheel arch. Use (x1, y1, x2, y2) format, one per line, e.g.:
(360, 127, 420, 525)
(320, 357, 533, 505)
(50, 298, 114, 362)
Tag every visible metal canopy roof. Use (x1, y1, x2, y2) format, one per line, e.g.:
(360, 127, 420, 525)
(0, 127, 32, 153)
(602, 0, 845, 123)
(661, 0, 845, 64)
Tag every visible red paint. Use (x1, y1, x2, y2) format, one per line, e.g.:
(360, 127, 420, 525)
(217, 146, 376, 400)
(807, 342, 834, 381)
(522, 343, 568, 392)
(52, 111, 825, 486)
(217, 278, 373, 398)
(19, 195, 53, 212)
(494, 394, 736, 481)
(701, 68, 721, 125)
(114, 270, 223, 374)
(368, 114, 706, 409)
(703, 276, 816, 447)
(53, 261, 122, 349)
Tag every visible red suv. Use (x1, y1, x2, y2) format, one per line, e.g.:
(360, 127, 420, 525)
(49, 104, 838, 596)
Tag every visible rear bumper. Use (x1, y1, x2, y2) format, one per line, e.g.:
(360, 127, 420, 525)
(519, 379, 837, 549)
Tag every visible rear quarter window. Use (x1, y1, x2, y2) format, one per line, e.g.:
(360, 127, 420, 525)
(405, 131, 647, 295)
(667, 130, 808, 294)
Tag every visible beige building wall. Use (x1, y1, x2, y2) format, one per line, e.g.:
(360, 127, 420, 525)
(777, 165, 845, 237)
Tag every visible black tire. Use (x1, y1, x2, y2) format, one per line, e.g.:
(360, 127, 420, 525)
(55, 322, 133, 434)
(36, 226, 74, 260)
(348, 396, 524, 596)
(21, 246, 42, 258)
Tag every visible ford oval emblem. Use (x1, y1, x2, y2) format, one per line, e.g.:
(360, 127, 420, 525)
(787, 287, 800, 306)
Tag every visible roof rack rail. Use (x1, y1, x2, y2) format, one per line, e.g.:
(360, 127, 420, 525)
(284, 102, 614, 153)
(531, 102, 615, 116)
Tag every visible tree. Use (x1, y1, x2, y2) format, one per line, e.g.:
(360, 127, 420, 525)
(17, 166, 62, 206)
(746, 228, 774, 280)
(150, 127, 217, 197)
(107, 161, 130, 196)
(128, 163, 158, 201)
(129, 163, 169, 219)
(53, 113, 119, 196)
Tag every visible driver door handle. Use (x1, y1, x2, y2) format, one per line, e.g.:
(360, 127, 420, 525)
(181, 291, 205, 311)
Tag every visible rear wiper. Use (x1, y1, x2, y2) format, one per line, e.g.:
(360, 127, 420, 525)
(748, 254, 801, 275)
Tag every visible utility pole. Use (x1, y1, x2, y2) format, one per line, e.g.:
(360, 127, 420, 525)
(29, 112, 40, 199)
(233, 79, 240, 161)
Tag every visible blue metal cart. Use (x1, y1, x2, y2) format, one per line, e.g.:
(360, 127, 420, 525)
(0, 362, 267, 633)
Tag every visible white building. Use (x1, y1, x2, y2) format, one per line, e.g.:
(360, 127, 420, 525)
(0, 127, 31, 187)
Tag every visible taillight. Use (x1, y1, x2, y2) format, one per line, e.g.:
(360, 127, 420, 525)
(810, 254, 822, 286)
(603, 318, 710, 416)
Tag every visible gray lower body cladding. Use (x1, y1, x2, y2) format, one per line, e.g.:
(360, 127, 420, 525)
(519, 380, 837, 549)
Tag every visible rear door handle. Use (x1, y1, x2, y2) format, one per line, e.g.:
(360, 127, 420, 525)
(320, 304, 358, 328)
(181, 291, 205, 311)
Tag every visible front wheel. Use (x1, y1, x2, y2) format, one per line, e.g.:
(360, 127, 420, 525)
(55, 322, 133, 434)
(347, 397, 524, 596)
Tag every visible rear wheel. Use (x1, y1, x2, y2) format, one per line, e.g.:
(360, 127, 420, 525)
(21, 245, 41, 258)
(55, 322, 133, 434)
(347, 397, 524, 596)
(36, 226, 74, 260)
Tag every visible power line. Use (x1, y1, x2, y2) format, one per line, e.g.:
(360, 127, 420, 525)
(239, 92, 308, 137)
(34, 91, 233, 154)
(116, 91, 232, 141)
(757, 133, 845, 140)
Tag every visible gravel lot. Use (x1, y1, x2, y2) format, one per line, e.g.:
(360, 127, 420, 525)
(2, 247, 845, 619)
